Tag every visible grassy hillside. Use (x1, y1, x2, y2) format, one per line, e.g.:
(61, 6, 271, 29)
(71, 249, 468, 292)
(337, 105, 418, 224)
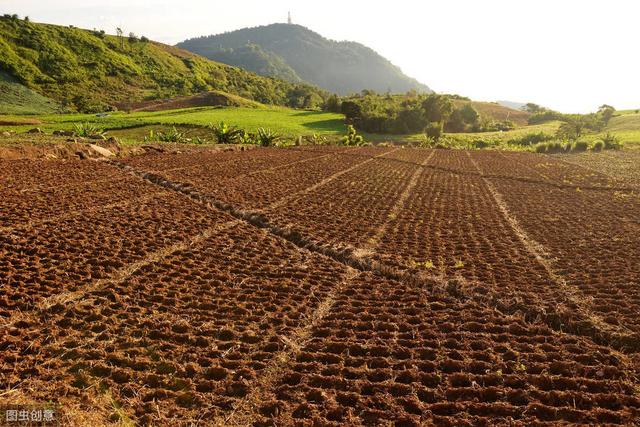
(0, 70, 59, 114)
(178, 24, 431, 95)
(0, 16, 328, 113)
(598, 112, 640, 144)
(206, 43, 303, 83)
(454, 100, 530, 126)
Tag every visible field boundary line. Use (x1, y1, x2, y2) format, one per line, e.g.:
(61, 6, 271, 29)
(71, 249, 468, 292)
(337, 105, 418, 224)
(1, 218, 242, 330)
(466, 151, 640, 350)
(215, 267, 359, 427)
(495, 151, 552, 182)
(105, 152, 640, 353)
(354, 150, 435, 258)
(264, 148, 399, 210)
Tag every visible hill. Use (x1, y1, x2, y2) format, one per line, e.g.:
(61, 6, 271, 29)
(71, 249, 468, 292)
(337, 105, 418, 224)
(497, 100, 526, 111)
(177, 23, 431, 95)
(0, 16, 327, 113)
(0, 70, 59, 114)
(455, 100, 530, 126)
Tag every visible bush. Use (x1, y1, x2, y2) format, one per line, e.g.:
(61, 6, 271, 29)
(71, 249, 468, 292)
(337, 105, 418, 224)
(473, 139, 492, 149)
(425, 122, 442, 141)
(72, 122, 105, 137)
(535, 143, 548, 153)
(528, 110, 566, 124)
(592, 140, 605, 152)
(509, 132, 553, 146)
(419, 136, 437, 148)
(209, 121, 243, 144)
(602, 133, 622, 150)
(341, 125, 364, 146)
(571, 140, 589, 152)
(238, 130, 255, 145)
(144, 127, 190, 143)
(256, 128, 280, 147)
(544, 141, 570, 154)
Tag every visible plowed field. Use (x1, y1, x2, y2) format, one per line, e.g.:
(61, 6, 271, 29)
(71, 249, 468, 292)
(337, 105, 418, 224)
(2, 147, 639, 426)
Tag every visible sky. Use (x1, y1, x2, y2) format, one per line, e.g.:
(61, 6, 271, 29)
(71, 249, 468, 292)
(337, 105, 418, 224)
(2, 0, 639, 113)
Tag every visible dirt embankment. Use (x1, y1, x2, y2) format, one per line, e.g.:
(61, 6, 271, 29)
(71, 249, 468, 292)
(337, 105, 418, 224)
(115, 91, 257, 112)
(0, 132, 255, 160)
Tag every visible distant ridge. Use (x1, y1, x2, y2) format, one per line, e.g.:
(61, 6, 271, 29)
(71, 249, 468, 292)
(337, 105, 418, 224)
(177, 23, 432, 95)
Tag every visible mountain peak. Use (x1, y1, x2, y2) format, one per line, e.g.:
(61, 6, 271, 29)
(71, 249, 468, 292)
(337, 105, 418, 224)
(177, 25, 431, 95)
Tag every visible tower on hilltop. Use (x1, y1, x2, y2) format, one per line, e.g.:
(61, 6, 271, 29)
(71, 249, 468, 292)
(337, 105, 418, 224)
(288, 11, 292, 24)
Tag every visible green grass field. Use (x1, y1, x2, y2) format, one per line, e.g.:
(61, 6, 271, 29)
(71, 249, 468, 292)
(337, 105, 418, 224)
(0, 107, 346, 143)
(2, 106, 639, 148)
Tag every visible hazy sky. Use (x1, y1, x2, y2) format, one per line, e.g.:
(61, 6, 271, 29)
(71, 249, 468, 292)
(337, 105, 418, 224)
(2, 0, 639, 113)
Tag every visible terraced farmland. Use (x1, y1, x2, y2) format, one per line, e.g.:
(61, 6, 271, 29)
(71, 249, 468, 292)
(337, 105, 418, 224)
(1, 147, 640, 426)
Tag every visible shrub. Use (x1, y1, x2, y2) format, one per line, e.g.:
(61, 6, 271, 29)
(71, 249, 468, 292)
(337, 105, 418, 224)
(547, 141, 565, 154)
(238, 130, 255, 145)
(256, 128, 280, 147)
(509, 132, 553, 146)
(209, 121, 243, 144)
(534, 143, 548, 153)
(571, 140, 589, 152)
(144, 127, 190, 143)
(473, 139, 492, 149)
(306, 133, 328, 145)
(419, 136, 437, 148)
(592, 139, 605, 152)
(528, 110, 566, 124)
(425, 122, 442, 141)
(602, 133, 622, 150)
(341, 125, 364, 146)
(73, 122, 105, 137)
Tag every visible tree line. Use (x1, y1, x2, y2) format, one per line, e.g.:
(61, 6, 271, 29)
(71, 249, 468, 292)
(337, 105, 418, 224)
(323, 91, 514, 137)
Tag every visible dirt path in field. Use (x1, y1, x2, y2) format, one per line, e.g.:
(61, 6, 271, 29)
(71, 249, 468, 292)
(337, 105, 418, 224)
(353, 151, 435, 259)
(467, 151, 639, 350)
(265, 149, 399, 210)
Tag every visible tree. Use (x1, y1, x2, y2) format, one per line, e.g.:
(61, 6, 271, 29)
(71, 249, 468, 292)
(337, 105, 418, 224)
(556, 118, 587, 140)
(422, 94, 453, 123)
(459, 104, 479, 124)
(340, 101, 362, 122)
(116, 27, 124, 49)
(324, 94, 341, 113)
(598, 104, 615, 124)
(523, 103, 545, 114)
(444, 109, 465, 132)
(425, 122, 443, 141)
